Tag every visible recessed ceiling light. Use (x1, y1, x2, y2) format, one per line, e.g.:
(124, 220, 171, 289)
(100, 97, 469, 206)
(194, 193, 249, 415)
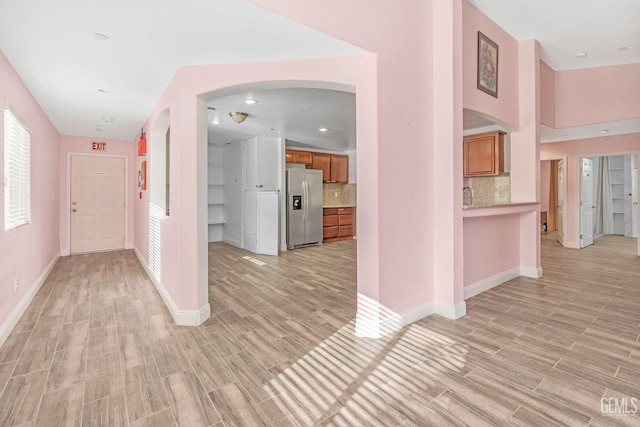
(102, 117, 114, 123)
(318, 127, 328, 132)
(212, 120, 221, 125)
(97, 89, 107, 93)
(245, 99, 257, 105)
(93, 33, 109, 42)
(575, 52, 588, 58)
(600, 129, 610, 134)
(618, 47, 628, 51)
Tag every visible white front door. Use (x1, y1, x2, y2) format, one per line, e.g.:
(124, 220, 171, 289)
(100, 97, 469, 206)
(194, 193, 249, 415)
(557, 159, 565, 246)
(70, 155, 125, 254)
(580, 158, 594, 248)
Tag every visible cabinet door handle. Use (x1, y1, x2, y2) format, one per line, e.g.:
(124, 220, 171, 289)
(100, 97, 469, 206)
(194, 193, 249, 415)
(256, 185, 263, 188)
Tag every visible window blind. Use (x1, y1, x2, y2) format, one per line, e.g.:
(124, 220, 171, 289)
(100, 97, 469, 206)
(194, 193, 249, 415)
(4, 107, 31, 230)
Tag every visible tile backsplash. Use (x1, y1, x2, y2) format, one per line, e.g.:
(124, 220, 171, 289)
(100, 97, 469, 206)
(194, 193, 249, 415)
(323, 183, 357, 207)
(463, 174, 510, 205)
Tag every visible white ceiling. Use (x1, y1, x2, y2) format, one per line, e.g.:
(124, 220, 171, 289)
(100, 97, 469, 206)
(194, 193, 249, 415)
(0, 0, 365, 140)
(467, 0, 640, 142)
(468, 0, 640, 71)
(207, 88, 356, 151)
(1, 0, 637, 145)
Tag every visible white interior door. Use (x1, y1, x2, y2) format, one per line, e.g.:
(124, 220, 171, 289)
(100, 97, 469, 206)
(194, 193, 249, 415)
(580, 158, 594, 248)
(557, 159, 565, 246)
(71, 155, 125, 254)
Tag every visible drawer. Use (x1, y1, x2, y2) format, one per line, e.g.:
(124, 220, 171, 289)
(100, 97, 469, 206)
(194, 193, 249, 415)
(337, 207, 355, 215)
(338, 214, 354, 226)
(323, 208, 338, 216)
(323, 226, 338, 239)
(338, 225, 354, 237)
(323, 215, 338, 227)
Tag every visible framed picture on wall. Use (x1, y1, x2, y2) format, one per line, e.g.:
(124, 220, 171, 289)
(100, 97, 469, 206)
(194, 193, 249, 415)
(477, 31, 498, 98)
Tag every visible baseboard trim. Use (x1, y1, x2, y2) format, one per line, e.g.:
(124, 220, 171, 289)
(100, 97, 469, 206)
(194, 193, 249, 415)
(61, 249, 70, 256)
(125, 241, 134, 250)
(355, 294, 466, 338)
(564, 241, 580, 249)
(0, 251, 60, 348)
(133, 247, 210, 326)
(520, 266, 543, 278)
(464, 267, 521, 299)
(434, 301, 467, 319)
(222, 236, 242, 249)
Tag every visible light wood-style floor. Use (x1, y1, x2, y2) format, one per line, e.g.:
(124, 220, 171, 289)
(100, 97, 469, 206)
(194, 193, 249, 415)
(0, 234, 639, 426)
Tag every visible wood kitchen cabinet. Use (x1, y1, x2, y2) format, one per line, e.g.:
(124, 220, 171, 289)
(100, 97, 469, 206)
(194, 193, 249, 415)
(463, 131, 505, 177)
(285, 149, 313, 166)
(323, 206, 355, 242)
(312, 153, 349, 183)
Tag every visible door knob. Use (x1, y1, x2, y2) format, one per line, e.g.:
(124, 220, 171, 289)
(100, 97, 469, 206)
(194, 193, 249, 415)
(72, 201, 77, 205)
(72, 208, 77, 212)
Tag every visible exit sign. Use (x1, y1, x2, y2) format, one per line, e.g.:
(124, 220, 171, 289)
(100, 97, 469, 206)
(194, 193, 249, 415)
(92, 141, 106, 151)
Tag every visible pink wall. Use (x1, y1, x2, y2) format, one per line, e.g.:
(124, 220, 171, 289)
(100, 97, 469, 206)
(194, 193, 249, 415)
(539, 61, 556, 127)
(462, 0, 520, 130)
(555, 64, 640, 128)
(58, 135, 136, 255)
(541, 133, 640, 246)
(463, 215, 520, 286)
(0, 51, 60, 336)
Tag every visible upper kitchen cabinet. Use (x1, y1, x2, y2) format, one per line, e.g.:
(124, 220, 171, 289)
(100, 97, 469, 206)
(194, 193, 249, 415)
(285, 149, 313, 166)
(244, 136, 281, 190)
(463, 131, 505, 177)
(312, 153, 349, 183)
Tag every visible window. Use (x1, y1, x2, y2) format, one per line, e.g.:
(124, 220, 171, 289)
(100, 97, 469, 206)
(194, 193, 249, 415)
(4, 107, 31, 230)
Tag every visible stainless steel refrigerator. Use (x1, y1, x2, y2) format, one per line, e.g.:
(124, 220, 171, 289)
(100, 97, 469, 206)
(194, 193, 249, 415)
(286, 168, 323, 249)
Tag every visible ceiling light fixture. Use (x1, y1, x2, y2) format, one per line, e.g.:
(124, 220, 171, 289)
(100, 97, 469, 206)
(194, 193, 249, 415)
(97, 89, 107, 93)
(318, 127, 328, 132)
(575, 52, 588, 58)
(600, 129, 610, 134)
(102, 117, 114, 123)
(245, 99, 257, 105)
(93, 33, 109, 42)
(229, 112, 248, 123)
(212, 119, 221, 125)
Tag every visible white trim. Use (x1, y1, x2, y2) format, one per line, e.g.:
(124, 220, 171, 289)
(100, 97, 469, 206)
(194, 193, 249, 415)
(66, 152, 129, 255)
(133, 247, 210, 326)
(61, 249, 70, 257)
(355, 294, 467, 338)
(520, 266, 543, 278)
(0, 252, 59, 348)
(125, 241, 134, 250)
(222, 236, 242, 249)
(564, 241, 580, 249)
(434, 301, 467, 319)
(464, 267, 520, 299)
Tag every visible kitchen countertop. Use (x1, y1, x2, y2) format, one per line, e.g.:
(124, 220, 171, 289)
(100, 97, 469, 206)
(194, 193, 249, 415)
(463, 201, 539, 218)
(323, 204, 356, 208)
(463, 201, 538, 210)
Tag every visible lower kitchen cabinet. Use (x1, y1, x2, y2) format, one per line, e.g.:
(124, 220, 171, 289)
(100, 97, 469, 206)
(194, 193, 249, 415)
(323, 207, 356, 242)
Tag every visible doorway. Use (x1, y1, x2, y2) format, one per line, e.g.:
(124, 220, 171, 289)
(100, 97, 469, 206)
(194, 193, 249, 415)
(541, 158, 565, 246)
(70, 155, 126, 254)
(579, 155, 638, 248)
